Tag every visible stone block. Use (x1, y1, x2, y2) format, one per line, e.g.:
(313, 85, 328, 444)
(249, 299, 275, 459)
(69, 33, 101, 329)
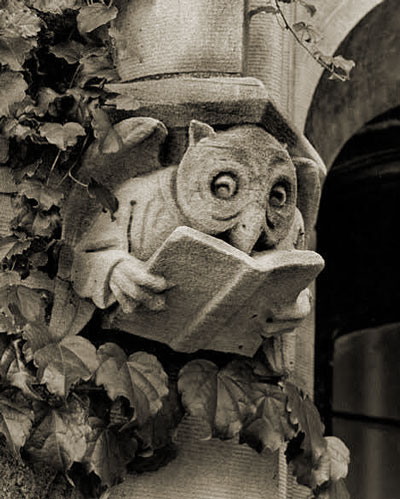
(105, 78, 326, 177)
(111, 0, 244, 80)
(109, 416, 279, 499)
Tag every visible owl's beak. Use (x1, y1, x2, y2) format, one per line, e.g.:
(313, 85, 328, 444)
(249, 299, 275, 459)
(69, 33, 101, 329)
(228, 202, 266, 254)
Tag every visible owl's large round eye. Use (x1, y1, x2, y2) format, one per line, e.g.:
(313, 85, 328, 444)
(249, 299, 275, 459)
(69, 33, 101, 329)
(269, 181, 288, 207)
(211, 172, 238, 200)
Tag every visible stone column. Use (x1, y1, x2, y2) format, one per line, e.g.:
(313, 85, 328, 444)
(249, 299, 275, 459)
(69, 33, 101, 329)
(101, 2, 325, 498)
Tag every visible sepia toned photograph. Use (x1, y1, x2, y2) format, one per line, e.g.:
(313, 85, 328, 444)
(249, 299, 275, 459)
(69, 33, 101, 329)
(0, 1, 398, 498)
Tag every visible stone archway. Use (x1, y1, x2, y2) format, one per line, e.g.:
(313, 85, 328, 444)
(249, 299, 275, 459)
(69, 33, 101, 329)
(306, 1, 400, 497)
(305, 0, 400, 168)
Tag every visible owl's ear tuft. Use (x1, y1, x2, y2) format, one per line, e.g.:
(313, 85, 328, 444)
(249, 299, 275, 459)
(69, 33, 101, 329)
(292, 156, 321, 241)
(189, 120, 216, 146)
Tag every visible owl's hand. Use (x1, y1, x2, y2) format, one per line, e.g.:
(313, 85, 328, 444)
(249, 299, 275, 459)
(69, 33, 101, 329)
(109, 256, 168, 313)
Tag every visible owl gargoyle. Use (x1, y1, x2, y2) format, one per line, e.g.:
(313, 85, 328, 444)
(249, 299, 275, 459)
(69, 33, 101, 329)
(71, 118, 324, 360)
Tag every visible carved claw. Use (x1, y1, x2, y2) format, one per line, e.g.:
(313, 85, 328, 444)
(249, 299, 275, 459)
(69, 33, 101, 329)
(110, 255, 168, 312)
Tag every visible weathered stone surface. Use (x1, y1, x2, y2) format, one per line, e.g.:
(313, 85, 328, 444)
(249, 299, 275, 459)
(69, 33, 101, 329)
(109, 416, 279, 499)
(111, 0, 244, 80)
(105, 77, 326, 176)
(71, 121, 324, 356)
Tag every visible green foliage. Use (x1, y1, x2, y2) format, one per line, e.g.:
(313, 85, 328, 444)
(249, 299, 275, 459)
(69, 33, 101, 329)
(0, 72, 28, 116)
(77, 3, 118, 34)
(83, 417, 137, 488)
(26, 397, 91, 471)
(32, 333, 99, 397)
(0, 1, 350, 497)
(95, 344, 169, 426)
(0, 394, 34, 455)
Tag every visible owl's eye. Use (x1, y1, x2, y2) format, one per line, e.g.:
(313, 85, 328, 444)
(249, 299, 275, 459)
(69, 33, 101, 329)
(269, 182, 288, 207)
(211, 172, 238, 200)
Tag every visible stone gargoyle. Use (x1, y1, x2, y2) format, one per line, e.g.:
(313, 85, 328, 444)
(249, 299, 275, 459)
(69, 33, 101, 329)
(65, 118, 323, 358)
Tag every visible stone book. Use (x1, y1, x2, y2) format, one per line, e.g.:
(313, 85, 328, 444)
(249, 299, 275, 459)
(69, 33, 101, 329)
(109, 226, 323, 356)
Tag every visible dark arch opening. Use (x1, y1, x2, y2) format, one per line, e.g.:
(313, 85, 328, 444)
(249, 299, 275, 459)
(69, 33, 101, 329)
(315, 108, 400, 498)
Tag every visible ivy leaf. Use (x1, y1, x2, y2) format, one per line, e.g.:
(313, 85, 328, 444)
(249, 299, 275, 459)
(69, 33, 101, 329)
(133, 379, 184, 457)
(178, 360, 219, 438)
(0, 38, 36, 71)
(323, 436, 350, 482)
(311, 436, 350, 488)
(0, 395, 34, 456)
(7, 95, 36, 120)
(11, 160, 41, 184)
(78, 47, 118, 86)
(29, 251, 48, 269)
(330, 55, 356, 81)
(49, 41, 85, 65)
(0, 285, 49, 334)
(87, 178, 119, 221)
(39, 122, 86, 151)
(89, 103, 122, 154)
(0, 342, 41, 400)
(7, 357, 42, 400)
(0, 72, 28, 117)
(178, 359, 258, 439)
(292, 22, 321, 44)
(1, 2, 41, 38)
(285, 382, 329, 489)
(179, 360, 301, 451)
(31, 211, 61, 238)
(285, 382, 326, 466)
(83, 417, 137, 488)
(0, 236, 19, 261)
(77, 4, 118, 34)
(240, 383, 296, 453)
(35, 87, 60, 117)
(27, 0, 81, 14)
(0, 338, 40, 399)
(0, 1, 40, 70)
(19, 179, 63, 210)
(27, 398, 91, 471)
(285, 382, 326, 465)
(1, 117, 34, 141)
(0, 341, 14, 378)
(32, 334, 99, 397)
(95, 343, 169, 427)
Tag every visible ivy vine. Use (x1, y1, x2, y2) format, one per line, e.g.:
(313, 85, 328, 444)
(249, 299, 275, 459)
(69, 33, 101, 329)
(1, 1, 350, 498)
(248, 0, 355, 82)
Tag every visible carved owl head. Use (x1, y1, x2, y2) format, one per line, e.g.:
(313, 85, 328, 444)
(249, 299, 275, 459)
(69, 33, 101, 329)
(176, 120, 299, 254)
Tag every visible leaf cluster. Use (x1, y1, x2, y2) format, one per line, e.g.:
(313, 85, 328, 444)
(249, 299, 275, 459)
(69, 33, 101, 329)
(0, 289, 177, 496)
(178, 359, 350, 497)
(0, 0, 127, 282)
(0, 1, 351, 498)
(0, 2, 177, 496)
